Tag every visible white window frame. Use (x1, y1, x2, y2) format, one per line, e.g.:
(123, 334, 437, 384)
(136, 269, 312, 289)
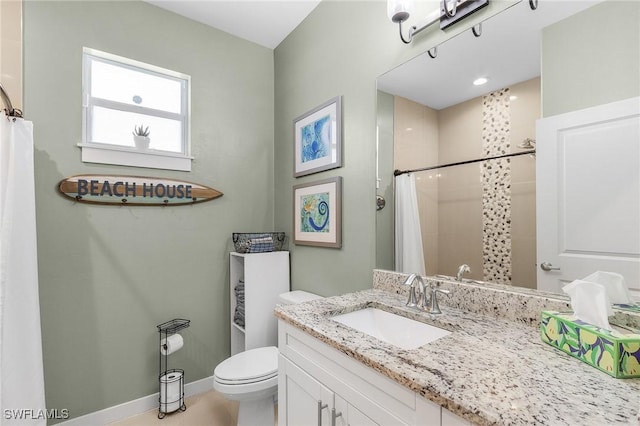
(80, 47, 192, 171)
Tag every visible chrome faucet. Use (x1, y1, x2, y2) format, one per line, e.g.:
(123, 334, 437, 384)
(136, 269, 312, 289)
(403, 274, 450, 314)
(456, 264, 471, 281)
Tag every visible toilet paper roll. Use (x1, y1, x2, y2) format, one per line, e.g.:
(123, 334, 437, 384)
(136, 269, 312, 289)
(160, 371, 183, 413)
(160, 334, 184, 356)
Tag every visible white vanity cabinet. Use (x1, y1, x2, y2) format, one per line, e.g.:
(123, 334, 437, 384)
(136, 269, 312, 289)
(278, 321, 471, 426)
(279, 355, 380, 426)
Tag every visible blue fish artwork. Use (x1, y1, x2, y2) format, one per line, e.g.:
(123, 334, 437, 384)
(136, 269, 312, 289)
(300, 192, 330, 233)
(301, 115, 331, 164)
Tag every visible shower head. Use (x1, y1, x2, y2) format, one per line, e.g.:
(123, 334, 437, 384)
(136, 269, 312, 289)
(517, 138, 536, 150)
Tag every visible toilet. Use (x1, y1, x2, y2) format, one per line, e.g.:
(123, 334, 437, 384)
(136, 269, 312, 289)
(213, 290, 322, 426)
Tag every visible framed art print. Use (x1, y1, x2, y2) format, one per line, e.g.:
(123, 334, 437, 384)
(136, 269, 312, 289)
(293, 96, 342, 177)
(293, 177, 342, 248)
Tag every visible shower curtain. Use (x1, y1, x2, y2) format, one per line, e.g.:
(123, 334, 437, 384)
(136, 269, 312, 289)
(394, 173, 425, 276)
(0, 112, 46, 424)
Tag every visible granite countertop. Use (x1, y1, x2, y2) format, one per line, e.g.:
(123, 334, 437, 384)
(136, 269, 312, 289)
(275, 288, 640, 426)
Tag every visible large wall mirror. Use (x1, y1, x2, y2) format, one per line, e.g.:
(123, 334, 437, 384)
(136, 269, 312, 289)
(376, 0, 640, 299)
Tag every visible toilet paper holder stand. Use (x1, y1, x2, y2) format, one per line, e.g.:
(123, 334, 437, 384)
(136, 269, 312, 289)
(157, 318, 190, 419)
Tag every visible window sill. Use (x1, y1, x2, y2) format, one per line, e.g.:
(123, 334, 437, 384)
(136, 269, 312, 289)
(78, 143, 193, 172)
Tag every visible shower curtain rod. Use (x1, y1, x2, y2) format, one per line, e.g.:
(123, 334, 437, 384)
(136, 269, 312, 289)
(0, 82, 23, 119)
(394, 149, 536, 176)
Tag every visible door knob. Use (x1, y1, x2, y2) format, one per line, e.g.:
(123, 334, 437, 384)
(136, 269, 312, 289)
(540, 262, 560, 272)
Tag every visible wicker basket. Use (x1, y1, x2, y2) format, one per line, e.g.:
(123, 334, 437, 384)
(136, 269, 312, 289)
(232, 232, 286, 253)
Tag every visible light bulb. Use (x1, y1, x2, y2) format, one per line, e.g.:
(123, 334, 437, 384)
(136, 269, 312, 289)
(473, 77, 489, 86)
(387, 0, 414, 23)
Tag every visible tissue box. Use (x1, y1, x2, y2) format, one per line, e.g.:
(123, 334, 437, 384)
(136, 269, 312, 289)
(541, 311, 640, 379)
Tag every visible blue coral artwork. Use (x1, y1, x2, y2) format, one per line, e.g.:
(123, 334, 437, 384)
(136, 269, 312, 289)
(294, 96, 342, 177)
(300, 192, 330, 233)
(300, 115, 331, 164)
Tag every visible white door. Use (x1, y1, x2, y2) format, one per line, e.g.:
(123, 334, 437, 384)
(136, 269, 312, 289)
(536, 97, 640, 297)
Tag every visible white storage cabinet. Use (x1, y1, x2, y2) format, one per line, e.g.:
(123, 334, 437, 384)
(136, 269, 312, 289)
(230, 251, 289, 355)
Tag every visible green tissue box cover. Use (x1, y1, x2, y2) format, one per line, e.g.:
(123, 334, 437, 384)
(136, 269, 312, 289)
(541, 311, 640, 379)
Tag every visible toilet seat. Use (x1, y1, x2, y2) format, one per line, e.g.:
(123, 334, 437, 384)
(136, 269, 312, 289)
(214, 346, 278, 385)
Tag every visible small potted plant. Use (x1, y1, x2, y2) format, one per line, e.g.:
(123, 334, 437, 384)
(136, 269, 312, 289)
(132, 124, 150, 150)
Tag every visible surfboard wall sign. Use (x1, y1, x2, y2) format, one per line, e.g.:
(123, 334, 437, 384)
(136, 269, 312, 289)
(58, 175, 223, 206)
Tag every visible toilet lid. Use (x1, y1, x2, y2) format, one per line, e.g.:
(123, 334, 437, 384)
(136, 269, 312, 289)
(214, 346, 278, 384)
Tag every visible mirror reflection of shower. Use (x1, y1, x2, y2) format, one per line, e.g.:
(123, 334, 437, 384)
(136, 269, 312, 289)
(392, 77, 539, 288)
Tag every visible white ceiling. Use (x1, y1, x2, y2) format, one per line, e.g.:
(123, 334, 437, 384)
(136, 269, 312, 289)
(377, 0, 603, 110)
(145, 0, 322, 49)
(145, 0, 603, 108)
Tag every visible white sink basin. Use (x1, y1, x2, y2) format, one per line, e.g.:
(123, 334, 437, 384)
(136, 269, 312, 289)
(331, 307, 450, 350)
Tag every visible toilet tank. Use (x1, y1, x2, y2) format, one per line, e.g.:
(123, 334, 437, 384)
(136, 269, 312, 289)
(278, 290, 322, 305)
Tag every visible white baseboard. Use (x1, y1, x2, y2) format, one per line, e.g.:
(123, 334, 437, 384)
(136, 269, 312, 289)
(57, 375, 213, 425)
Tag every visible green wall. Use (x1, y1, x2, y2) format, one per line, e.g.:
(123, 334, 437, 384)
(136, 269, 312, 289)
(24, 1, 273, 419)
(542, 1, 640, 117)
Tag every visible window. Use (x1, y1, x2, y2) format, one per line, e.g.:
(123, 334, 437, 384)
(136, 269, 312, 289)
(81, 48, 192, 171)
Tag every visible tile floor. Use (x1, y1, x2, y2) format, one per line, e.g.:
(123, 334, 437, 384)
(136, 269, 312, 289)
(109, 390, 238, 426)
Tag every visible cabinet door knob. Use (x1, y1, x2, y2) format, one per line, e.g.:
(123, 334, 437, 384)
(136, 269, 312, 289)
(317, 400, 328, 426)
(331, 408, 343, 426)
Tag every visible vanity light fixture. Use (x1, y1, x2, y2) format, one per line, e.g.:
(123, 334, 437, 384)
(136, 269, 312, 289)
(388, 0, 489, 45)
(473, 77, 488, 86)
(387, 0, 435, 44)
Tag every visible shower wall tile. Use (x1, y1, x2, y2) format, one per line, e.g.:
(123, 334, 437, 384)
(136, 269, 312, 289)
(437, 99, 484, 279)
(511, 180, 536, 239)
(511, 233, 537, 289)
(438, 231, 483, 280)
(510, 77, 540, 157)
(511, 179, 536, 289)
(393, 96, 438, 171)
(482, 88, 512, 284)
(417, 175, 439, 274)
(509, 78, 539, 288)
(438, 98, 483, 164)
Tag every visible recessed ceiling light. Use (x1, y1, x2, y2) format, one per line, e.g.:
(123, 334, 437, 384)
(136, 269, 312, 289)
(473, 77, 488, 86)
(510, 95, 518, 101)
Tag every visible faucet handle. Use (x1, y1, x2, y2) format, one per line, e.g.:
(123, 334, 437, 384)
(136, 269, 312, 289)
(428, 285, 450, 315)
